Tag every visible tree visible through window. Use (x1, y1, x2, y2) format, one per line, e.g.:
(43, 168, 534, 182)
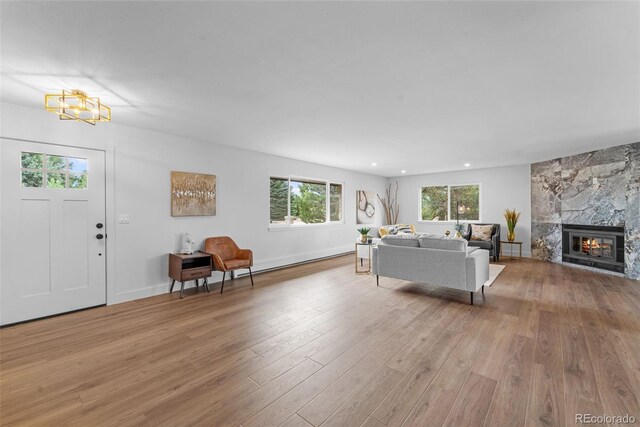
(421, 184, 480, 222)
(421, 186, 448, 221)
(270, 177, 343, 226)
(21, 152, 88, 189)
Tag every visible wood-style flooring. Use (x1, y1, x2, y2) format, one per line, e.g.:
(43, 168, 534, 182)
(1, 256, 639, 426)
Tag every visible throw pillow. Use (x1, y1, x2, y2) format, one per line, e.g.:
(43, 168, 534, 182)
(470, 224, 493, 241)
(396, 225, 413, 234)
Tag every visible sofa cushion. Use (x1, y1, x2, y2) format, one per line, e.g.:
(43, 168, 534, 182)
(381, 234, 420, 247)
(466, 246, 479, 254)
(418, 234, 467, 252)
(470, 224, 493, 241)
(468, 240, 493, 250)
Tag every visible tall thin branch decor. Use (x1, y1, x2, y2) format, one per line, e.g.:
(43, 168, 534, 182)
(378, 181, 400, 224)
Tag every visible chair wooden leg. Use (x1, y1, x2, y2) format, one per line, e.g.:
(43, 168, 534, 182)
(470, 292, 474, 305)
(220, 272, 226, 294)
(248, 268, 254, 287)
(204, 278, 210, 293)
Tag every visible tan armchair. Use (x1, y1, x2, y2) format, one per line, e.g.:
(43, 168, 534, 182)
(204, 236, 254, 293)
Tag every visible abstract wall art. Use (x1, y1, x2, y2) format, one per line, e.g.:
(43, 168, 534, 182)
(171, 171, 216, 216)
(356, 190, 376, 224)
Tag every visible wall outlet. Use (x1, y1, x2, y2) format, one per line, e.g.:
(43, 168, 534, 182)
(118, 214, 130, 224)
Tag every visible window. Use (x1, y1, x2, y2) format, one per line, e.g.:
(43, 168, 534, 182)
(21, 152, 88, 189)
(420, 184, 480, 222)
(270, 177, 343, 226)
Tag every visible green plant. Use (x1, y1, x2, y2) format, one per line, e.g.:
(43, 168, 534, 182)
(357, 227, 371, 236)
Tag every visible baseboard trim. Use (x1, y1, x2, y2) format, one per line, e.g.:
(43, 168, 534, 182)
(110, 246, 355, 305)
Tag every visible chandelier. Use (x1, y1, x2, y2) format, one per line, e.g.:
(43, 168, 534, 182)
(44, 90, 111, 125)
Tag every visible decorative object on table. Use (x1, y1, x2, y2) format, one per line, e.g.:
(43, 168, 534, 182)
(356, 190, 376, 224)
(378, 181, 399, 225)
(180, 232, 195, 254)
(367, 237, 373, 244)
(45, 89, 111, 125)
(357, 227, 371, 243)
(445, 230, 451, 237)
(503, 208, 521, 242)
(171, 171, 216, 216)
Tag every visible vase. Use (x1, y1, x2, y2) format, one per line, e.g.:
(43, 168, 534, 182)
(360, 234, 367, 243)
(507, 229, 515, 242)
(454, 231, 462, 238)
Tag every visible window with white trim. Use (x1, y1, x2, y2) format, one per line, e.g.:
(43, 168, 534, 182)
(270, 177, 343, 226)
(420, 184, 480, 222)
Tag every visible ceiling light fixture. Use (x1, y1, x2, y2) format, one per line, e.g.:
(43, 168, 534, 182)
(464, 163, 471, 167)
(401, 170, 406, 174)
(371, 162, 377, 166)
(45, 89, 111, 125)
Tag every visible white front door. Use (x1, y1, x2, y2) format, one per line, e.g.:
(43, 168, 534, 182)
(1, 140, 106, 325)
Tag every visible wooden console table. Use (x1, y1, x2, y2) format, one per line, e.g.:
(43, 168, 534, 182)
(168, 252, 212, 298)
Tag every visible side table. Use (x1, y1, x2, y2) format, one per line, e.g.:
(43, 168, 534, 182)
(355, 242, 374, 274)
(500, 241, 523, 259)
(168, 251, 213, 298)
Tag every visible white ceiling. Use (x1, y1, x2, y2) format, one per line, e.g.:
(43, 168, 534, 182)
(2, 1, 639, 177)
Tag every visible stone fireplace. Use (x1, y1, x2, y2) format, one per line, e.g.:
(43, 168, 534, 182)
(561, 224, 624, 274)
(530, 142, 639, 280)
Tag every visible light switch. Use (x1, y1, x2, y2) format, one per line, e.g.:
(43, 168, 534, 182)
(118, 214, 130, 224)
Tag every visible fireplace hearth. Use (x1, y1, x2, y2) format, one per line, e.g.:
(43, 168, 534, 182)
(562, 224, 625, 274)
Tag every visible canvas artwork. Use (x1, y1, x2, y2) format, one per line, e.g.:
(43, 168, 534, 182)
(171, 171, 216, 216)
(356, 190, 376, 224)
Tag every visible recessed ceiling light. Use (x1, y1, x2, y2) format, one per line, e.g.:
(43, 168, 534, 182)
(371, 162, 377, 166)
(464, 163, 471, 167)
(401, 170, 406, 174)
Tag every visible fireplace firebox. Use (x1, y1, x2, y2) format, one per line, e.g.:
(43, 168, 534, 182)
(562, 224, 625, 274)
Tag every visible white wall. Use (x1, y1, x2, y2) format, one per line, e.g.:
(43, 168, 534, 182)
(390, 164, 532, 257)
(1, 102, 386, 304)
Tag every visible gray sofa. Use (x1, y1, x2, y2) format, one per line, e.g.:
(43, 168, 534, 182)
(372, 234, 490, 304)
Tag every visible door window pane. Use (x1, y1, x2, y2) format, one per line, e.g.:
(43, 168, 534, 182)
(330, 183, 343, 221)
(421, 186, 448, 221)
(21, 152, 43, 169)
(68, 157, 88, 173)
(47, 155, 66, 170)
(69, 174, 88, 189)
(21, 171, 44, 187)
(21, 152, 88, 190)
(46, 172, 66, 188)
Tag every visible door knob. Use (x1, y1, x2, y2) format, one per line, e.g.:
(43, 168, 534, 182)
(96, 234, 104, 240)
(96, 223, 104, 229)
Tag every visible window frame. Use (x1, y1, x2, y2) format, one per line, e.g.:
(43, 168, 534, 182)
(418, 183, 482, 223)
(269, 175, 345, 230)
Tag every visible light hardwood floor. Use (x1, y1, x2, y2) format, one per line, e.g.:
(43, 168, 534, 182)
(1, 256, 639, 426)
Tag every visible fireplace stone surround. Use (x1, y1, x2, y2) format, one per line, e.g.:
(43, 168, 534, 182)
(531, 142, 639, 280)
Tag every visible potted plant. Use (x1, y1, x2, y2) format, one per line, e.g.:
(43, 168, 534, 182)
(504, 209, 521, 242)
(357, 227, 371, 243)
